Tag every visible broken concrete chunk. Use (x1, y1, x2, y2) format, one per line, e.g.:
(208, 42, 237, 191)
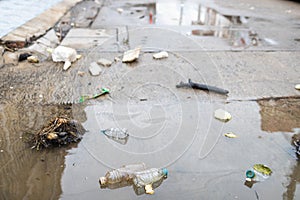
(52, 46, 79, 70)
(214, 109, 232, 122)
(3, 52, 18, 65)
(122, 47, 141, 63)
(89, 62, 102, 76)
(153, 51, 169, 59)
(97, 58, 112, 67)
(27, 55, 39, 63)
(295, 84, 300, 90)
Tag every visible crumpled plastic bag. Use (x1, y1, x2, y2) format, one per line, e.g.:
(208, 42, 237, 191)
(51, 46, 81, 70)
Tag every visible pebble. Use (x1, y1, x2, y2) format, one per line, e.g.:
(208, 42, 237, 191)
(97, 58, 112, 67)
(153, 51, 169, 59)
(27, 55, 39, 63)
(89, 62, 102, 76)
(214, 109, 232, 122)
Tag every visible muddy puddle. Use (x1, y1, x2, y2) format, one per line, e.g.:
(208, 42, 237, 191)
(1, 93, 299, 199)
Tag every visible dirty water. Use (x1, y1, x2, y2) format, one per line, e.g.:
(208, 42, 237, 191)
(1, 77, 300, 199)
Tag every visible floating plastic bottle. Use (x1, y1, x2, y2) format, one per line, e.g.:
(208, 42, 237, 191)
(133, 168, 168, 194)
(99, 163, 146, 186)
(101, 128, 129, 144)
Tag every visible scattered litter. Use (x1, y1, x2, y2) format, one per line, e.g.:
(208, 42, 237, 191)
(224, 132, 237, 138)
(99, 164, 168, 195)
(122, 47, 141, 63)
(245, 164, 272, 188)
(101, 128, 129, 144)
(99, 163, 147, 187)
(97, 58, 113, 67)
(114, 57, 121, 62)
(79, 88, 110, 103)
(117, 8, 124, 14)
(27, 55, 39, 63)
(89, 62, 102, 76)
(153, 51, 168, 59)
(18, 53, 32, 61)
(51, 46, 80, 70)
(295, 84, 300, 90)
(176, 79, 229, 95)
(30, 116, 86, 150)
(214, 109, 232, 122)
(77, 71, 85, 77)
(133, 168, 168, 195)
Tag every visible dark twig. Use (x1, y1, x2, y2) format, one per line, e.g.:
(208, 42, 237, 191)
(176, 79, 229, 95)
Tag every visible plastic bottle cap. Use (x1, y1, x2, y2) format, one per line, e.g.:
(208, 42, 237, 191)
(162, 168, 168, 177)
(246, 170, 255, 179)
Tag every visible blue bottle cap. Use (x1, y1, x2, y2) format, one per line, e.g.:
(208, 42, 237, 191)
(162, 168, 168, 177)
(246, 170, 255, 178)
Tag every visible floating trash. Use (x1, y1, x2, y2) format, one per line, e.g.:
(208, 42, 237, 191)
(133, 168, 168, 195)
(224, 132, 237, 138)
(99, 163, 147, 187)
(245, 164, 272, 188)
(30, 116, 86, 150)
(214, 109, 232, 122)
(101, 128, 129, 144)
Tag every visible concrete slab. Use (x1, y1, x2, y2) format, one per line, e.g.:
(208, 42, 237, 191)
(60, 28, 111, 49)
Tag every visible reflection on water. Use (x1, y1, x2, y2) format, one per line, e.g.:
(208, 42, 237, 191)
(120, 1, 258, 47)
(258, 97, 300, 133)
(0, 102, 86, 199)
(258, 97, 300, 200)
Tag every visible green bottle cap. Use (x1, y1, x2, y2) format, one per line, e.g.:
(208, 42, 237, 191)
(162, 168, 168, 177)
(246, 170, 255, 178)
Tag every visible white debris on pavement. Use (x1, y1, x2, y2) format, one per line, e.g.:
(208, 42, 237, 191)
(153, 51, 168, 59)
(214, 109, 232, 122)
(51, 45, 80, 70)
(122, 47, 141, 63)
(295, 84, 300, 90)
(97, 58, 112, 67)
(89, 62, 102, 76)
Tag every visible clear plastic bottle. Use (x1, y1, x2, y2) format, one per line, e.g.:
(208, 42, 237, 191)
(99, 163, 146, 186)
(133, 168, 168, 194)
(101, 128, 129, 139)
